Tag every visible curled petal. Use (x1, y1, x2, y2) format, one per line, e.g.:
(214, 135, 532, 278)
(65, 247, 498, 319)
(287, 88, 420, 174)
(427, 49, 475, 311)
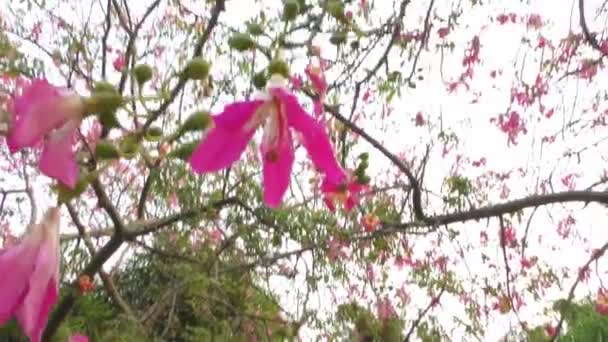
(39, 120, 80, 189)
(189, 101, 263, 173)
(269, 87, 345, 184)
(0, 239, 39, 325)
(7, 79, 84, 152)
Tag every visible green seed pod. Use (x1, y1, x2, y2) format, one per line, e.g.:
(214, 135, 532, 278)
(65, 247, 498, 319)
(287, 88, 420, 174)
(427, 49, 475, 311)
(267, 59, 290, 78)
(93, 81, 117, 94)
(168, 141, 198, 161)
(253, 71, 267, 89)
(283, 0, 299, 21)
(326, 0, 345, 21)
(95, 139, 120, 160)
(119, 135, 139, 159)
(145, 126, 164, 142)
(228, 33, 256, 52)
(183, 58, 211, 80)
(180, 111, 212, 134)
(133, 64, 153, 85)
(247, 22, 264, 36)
(329, 31, 347, 45)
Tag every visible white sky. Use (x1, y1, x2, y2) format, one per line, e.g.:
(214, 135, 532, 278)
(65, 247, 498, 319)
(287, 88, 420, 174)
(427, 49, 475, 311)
(1, 0, 608, 341)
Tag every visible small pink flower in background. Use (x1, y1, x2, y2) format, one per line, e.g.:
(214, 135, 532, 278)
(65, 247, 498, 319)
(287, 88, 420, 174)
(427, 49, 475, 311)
(189, 74, 344, 208)
(84, 120, 102, 149)
(113, 54, 126, 72)
(544, 325, 556, 338)
(7, 79, 85, 188)
(168, 192, 180, 209)
(361, 213, 380, 232)
(526, 14, 543, 29)
(376, 297, 396, 320)
(500, 226, 517, 248)
(596, 288, 608, 315)
(327, 236, 348, 262)
(414, 112, 425, 126)
(321, 172, 367, 212)
(305, 64, 328, 117)
(69, 335, 89, 342)
(0, 207, 61, 342)
(437, 27, 450, 38)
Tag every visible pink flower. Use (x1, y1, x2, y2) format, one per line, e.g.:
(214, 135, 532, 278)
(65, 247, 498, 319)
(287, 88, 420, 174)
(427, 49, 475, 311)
(189, 75, 344, 207)
(376, 297, 396, 320)
(70, 334, 89, 342)
(596, 288, 608, 315)
(0, 207, 61, 342)
(305, 64, 328, 117)
(7, 79, 85, 188)
(321, 172, 367, 212)
(113, 54, 126, 72)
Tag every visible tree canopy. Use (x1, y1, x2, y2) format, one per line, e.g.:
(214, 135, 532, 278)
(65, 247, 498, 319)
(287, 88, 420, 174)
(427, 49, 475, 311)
(0, 0, 608, 341)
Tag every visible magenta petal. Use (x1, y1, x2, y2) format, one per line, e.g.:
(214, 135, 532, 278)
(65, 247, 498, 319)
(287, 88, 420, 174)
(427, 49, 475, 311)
(7, 79, 82, 152)
(16, 214, 60, 342)
(39, 120, 80, 189)
(0, 241, 38, 324)
(269, 87, 346, 184)
(261, 131, 295, 208)
(189, 101, 263, 173)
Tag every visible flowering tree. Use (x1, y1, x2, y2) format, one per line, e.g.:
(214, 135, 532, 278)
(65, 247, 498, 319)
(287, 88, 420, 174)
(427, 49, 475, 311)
(1, 0, 608, 341)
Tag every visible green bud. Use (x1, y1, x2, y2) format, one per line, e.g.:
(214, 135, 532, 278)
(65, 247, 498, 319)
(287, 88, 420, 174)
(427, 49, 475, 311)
(228, 33, 256, 52)
(247, 22, 264, 36)
(359, 159, 369, 170)
(133, 64, 153, 85)
(359, 152, 369, 160)
(356, 174, 371, 185)
(119, 135, 139, 159)
(297, 0, 306, 13)
(267, 59, 290, 78)
(56, 176, 90, 204)
(85, 91, 124, 115)
(93, 81, 117, 94)
(329, 31, 347, 45)
(168, 141, 198, 161)
(180, 111, 212, 134)
(95, 139, 120, 160)
(326, 0, 345, 21)
(145, 126, 163, 142)
(97, 112, 120, 129)
(183, 58, 210, 80)
(253, 71, 267, 89)
(283, 0, 299, 21)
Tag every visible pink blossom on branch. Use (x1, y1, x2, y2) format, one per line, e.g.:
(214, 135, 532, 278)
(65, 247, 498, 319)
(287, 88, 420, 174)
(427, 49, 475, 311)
(0, 207, 62, 342)
(6, 79, 85, 188)
(305, 63, 328, 117)
(321, 172, 367, 212)
(596, 288, 608, 315)
(189, 75, 345, 208)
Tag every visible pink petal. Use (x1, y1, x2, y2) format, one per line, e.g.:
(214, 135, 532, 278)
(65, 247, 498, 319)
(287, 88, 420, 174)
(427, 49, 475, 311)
(39, 120, 80, 189)
(189, 101, 263, 173)
(16, 209, 60, 342)
(269, 87, 346, 184)
(0, 240, 39, 324)
(261, 129, 295, 207)
(7, 79, 83, 152)
(16, 278, 58, 342)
